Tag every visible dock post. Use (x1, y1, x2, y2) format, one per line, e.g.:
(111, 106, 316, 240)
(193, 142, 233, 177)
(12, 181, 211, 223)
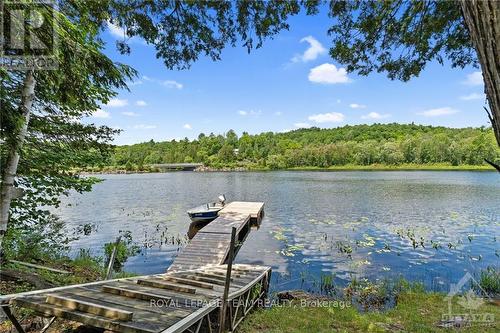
(219, 227, 236, 333)
(1, 306, 26, 333)
(105, 236, 122, 280)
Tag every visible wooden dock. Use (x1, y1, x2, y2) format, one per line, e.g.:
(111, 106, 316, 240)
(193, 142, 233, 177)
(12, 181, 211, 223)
(0, 201, 268, 333)
(169, 201, 264, 272)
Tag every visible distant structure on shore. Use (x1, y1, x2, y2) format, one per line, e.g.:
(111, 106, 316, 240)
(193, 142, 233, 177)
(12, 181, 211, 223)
(149, 163, 203, 171)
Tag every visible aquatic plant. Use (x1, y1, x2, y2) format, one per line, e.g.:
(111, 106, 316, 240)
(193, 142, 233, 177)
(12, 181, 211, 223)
(319, 273, 337, 295)
(335, 241, 353, 257)
(344, 277, 389, 311)
(104, 231, 141, 272)
(475, 267, 500, 296)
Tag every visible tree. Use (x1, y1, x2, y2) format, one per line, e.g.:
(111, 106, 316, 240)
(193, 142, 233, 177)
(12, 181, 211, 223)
(0, 6, 133, 255)
(218, 144, 236, 163)
(325, 0, 500, 164)
(111, 124, 499, 169)
(226, 129, 239, 147)
(1, 0, 318, 254)
(99, 0, 318, 69)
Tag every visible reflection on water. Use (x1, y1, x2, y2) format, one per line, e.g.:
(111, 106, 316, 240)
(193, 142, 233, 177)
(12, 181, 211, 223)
(55, 171, 500, 293)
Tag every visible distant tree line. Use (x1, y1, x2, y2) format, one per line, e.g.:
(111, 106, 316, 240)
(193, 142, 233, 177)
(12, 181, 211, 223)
(106, 124, 499, 170)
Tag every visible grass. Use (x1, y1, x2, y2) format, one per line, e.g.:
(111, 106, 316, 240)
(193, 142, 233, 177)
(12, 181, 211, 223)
(476, 267, 500, 296)
(239, 292, 500, 333)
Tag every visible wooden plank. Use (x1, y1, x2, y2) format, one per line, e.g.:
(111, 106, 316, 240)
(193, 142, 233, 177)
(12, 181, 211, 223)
(187, 238, 230, 243)
(45, 294, 133, 321)
(173, 274, 228, 286)
(0, 275, 136, 305)
(58, 291, 190, 326)
(8, 260, 71, 274)
(101, 285, 173, 302)
(191, 271, 233, 280)
(137, 279, 197, 294)
(135, 278, 233, 299)
(55, 290, 188, 329)
(171, 258, 224, 266)
(76, 286, 192, 315)
(192, 231, 231, 236)
(184, 272, 246, 287)
(187, 241, 230, 247)
(181, 242, 228, 248)
(160, 276, 214, 290)
(173, 254, 225, 261)
(196, 269, 244, 278)
(173, 254, 226, 262)
(101, 281, 211, 304)
(178, 248, 227, 254)
(12, 297, 156, 333)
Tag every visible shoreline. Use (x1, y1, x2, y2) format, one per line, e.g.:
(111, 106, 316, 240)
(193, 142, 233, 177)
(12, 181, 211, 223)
(78, 163, 496, 175)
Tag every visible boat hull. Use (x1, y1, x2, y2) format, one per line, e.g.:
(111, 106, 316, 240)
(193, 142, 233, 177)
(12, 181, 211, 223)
(187, 210, 219, 223)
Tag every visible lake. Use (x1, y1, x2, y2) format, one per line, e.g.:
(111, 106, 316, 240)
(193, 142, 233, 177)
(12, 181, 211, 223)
(56, 171, 500, 294)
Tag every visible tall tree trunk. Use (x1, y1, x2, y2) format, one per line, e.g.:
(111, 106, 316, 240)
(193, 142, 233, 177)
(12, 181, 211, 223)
(0, 70, 36, 255)
(460, 0, 500, 148)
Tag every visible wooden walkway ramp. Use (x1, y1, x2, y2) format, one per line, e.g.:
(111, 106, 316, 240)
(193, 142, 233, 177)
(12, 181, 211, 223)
(0, 202, 269, 333)
(168, 202, 264, 272)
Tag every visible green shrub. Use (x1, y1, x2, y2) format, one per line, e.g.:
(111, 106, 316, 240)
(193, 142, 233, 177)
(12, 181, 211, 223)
(475, 267, 500, 296)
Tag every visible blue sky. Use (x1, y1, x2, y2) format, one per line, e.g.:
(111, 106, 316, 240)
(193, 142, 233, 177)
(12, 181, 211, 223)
(89, 10, 488, 145)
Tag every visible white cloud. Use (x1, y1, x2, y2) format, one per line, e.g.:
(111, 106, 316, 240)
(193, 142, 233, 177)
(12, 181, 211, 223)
(136, 100, 147, 106)
(459, 92, 485, 101)
(308, 112, 345, 123)
(462, 71, 483, 86)
(92, 109, 110, 118)
(142, 76, 183, 89)
(349, 103, 366, 109)
(107, 21, 127, 38)
(106, 98, 128, 108)
(308, 63, 351, 84)
(163, 80, 183, 89)
(237, 109, 262, 116)
(183, 123, 192, 130)
(294, 122, 311, 128)
(274, 111, 283, 116)
(122, 111, 139, 117)
(417, 107, 459, 117)
(361, 112, 390, 120)
(291, 36, 326, 63)
(133, 124, 157, 129)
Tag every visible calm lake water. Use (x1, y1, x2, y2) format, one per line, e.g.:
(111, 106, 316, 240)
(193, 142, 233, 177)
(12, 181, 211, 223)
(56, 171, 500, 294)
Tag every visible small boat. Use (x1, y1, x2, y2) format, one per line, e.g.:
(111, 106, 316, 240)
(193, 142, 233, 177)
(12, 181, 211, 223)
(187, 195, 226, 223)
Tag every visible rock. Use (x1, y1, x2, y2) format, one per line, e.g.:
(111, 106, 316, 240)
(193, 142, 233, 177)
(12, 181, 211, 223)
(276, 290, 334, 302)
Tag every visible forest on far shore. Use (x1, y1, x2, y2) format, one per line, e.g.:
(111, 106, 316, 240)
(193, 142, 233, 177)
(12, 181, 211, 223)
(104, 124, 500, 170)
